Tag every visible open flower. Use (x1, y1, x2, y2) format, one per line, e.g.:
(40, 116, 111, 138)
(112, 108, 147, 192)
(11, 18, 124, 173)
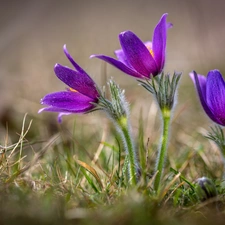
(190, 70, 225, 126)
(39, 45, 100, 122)
(91, 13, 172, 79)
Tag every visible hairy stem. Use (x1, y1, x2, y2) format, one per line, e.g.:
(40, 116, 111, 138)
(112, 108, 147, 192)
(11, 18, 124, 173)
(220, 148, 225, 180)
(118, 116, 138, 186)
(154, 108, 171, 193)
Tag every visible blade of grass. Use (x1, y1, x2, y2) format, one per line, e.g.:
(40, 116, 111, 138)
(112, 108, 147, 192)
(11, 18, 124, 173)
(75, 159, 103, 190)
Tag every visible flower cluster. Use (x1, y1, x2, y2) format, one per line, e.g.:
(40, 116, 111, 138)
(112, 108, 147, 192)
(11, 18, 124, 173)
(39, 10, 225, 189)
(40, 13, 172, 121)
(39, 13, 172, 187)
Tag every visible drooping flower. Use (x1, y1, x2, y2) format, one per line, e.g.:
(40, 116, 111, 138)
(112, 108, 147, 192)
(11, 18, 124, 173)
(190, 70, 225, 126)
(39, 45, 100, 122)
(91, 13, 172, 79)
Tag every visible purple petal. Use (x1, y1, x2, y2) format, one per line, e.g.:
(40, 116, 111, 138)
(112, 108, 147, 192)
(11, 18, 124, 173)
(114, 49, 131, 67)
(189, 72, 206, 100)
(114, 41, 152, 68)
(63, 45, 87, 75)
(206, 70, 225, 125)
(39, 106, 74, 113)
(39, 105, 90, 116)
(39, 107, 72, 123)
(119, 31, 158, 76)
(54, 64, 99, 99)
(190, 71, 221, 124)
(58, 112, 71, 123)
(152, 13, 171, 71)
(167, 22, 173, 29)
(40, 91, 96, 112)
(90, 54, 145, 78)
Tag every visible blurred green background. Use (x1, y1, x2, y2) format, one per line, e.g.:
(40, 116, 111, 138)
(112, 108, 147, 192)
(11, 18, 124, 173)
(1, 0, 225, 140)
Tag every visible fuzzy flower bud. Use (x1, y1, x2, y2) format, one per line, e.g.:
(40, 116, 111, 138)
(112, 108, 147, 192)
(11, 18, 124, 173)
(94, 79, 130, 122)
(195, 177, 217, 201)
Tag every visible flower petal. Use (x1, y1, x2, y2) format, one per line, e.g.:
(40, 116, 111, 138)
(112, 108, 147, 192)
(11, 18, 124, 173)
(114, 41, 152, 68)
(119, 31, 158, 76)
(152, 13, 171, 71)
(39, 106, 77, 114)
(189, 72, 206, 100)
(58, 112, 71, 123)
(114, 48, 131, 67)
(63, 44, 87, 75)
(190, 71, 221, 124)
(90, 54, 145, 78)
(206, 70, 225, 125)
(54, 64, 99, 99)
(40, 91, 96, 112)
(39, 107, 72, 123)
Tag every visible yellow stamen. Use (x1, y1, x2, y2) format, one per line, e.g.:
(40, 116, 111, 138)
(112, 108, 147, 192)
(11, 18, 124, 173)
(150, 49, 154, 57)
(69, 88, 77, 92)
(146, 44, 154, 57)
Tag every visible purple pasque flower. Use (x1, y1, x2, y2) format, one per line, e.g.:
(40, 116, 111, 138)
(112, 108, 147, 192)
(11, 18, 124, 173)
(91, 13, 172, 79)
(190, 70, 225, 126)
(39, 45, 100, 122)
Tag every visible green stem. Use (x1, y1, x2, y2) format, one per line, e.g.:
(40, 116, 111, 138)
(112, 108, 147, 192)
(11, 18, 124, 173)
(221, 152, 225, 180)
(222, 162, 225, 180)
(118, 116, 138, 186)
(154, 107, 171, 193)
